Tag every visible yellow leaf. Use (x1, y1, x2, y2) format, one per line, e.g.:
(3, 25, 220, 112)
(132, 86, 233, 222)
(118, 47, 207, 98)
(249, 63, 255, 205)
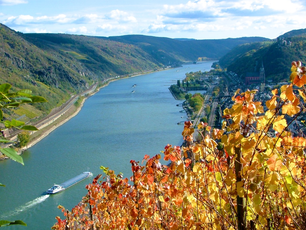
(272, 88, 278, 95)
(237, 181, 244, 197)
(282, 102, 300, 116)
(158, 196, 165, 202)
(221, 134, 228, 145)
(187, 194, 197, 207)
(266, 96, 277, 110)
(285, 175, 293, 184)
(257, 116, 268, 131)
(231, 103, 243, 116)
(193, 162, 201, 173)
(269, 184, 278, 192)
(270, 172, 280, 185)
(254, 101, 264, 114)
(290, 71, 298, 82)
(265, 110, 274, 119)
(273, 118, 287, 133)
(241, 138, 256, 151)
(177, 160, 185, 173)
(215, 172, 222, 183)
(212, 128, 223, 140)
(224, 169, 235, 186)
(253, 194, 261, 207)
(280, 84, 288, 93)
(298, 89, 306, 101)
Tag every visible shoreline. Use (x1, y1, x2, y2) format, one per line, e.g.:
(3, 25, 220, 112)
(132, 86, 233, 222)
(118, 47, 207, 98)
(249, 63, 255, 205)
(19, 78, 115, 153)
(15, 67, 167, 155)
(0, 66, 175, 161)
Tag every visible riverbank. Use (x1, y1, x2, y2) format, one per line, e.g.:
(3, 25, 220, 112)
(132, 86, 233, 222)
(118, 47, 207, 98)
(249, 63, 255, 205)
(0, 67, 168, 160)
(19, 78, 117, 152)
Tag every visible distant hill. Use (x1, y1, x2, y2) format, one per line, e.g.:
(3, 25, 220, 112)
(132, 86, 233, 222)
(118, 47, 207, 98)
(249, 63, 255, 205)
(0, 22, 269, 122)
(107, 35, 269, 62)
(219, 28, 306, 82)
(278, 28, 306, 39)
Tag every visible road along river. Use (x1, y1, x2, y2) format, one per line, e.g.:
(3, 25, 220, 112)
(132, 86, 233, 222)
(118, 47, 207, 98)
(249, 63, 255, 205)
(0, 61, 214, 229)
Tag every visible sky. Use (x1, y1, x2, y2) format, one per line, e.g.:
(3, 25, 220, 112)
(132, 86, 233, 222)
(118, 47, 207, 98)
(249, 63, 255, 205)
(1, 0, 306, 40)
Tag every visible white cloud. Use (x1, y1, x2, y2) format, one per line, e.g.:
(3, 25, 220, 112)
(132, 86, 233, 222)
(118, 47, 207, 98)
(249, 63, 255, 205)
(162, 0, 305, 20)
(107, 10, 137, 23)
(1, 0, 306, 39)
(23, 27, 48, 33)
(68, 26, 88, 34)
(96, 24, 114, 32)
(73, 14, 99, 24)
(0, 0, 27, 5)
(4, 14, 72, 26)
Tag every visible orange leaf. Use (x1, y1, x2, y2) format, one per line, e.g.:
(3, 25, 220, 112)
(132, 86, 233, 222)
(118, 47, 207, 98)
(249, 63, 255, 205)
(146, 174, 154, 185)
(160, 175, 168, 184)
(267, 154, 282, 171)
(293, 74, 306, 87)
(285, 215, 292, 225)
(169, 153, 177, 162)
(131, 208, 138, 218)
(174, 197, 183, 206)
(282, 102, 300, 116)
(266, 96, 277, 110)
(185, 158, 192, 167)
(285, 85, 295, 101)
(212, 128, 223, 140)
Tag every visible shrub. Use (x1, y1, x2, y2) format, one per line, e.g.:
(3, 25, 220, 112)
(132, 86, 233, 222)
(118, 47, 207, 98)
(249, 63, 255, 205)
(53, 61, 306, 229)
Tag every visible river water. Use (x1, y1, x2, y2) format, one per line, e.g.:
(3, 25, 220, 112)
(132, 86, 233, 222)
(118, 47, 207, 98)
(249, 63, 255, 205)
(0, 61, 214, 229)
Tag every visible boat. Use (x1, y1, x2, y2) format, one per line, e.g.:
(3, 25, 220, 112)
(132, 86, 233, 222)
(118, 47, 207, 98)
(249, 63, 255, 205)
(46, 184, 64, 194)
(46, 171, 92, 194)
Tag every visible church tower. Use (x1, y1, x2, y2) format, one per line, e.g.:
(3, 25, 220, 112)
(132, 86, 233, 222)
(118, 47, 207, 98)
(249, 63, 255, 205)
(259, 63, 265, 83)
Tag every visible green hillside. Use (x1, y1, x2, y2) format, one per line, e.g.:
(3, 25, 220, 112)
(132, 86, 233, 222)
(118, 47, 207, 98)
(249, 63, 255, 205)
(219, 28, 306, 82)
(107, 35, 269, 62)
(0, 22, 269, 123)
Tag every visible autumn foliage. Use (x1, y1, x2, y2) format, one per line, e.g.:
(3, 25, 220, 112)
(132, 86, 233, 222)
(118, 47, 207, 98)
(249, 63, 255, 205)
(53, 61, 306, 230)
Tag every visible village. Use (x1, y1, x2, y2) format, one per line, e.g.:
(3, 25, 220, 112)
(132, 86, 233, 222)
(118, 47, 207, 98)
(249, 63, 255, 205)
(170, 62, 306, 139)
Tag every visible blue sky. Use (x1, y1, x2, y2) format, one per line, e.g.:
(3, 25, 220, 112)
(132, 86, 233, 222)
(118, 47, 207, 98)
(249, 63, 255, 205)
(1, 0, 306, 39)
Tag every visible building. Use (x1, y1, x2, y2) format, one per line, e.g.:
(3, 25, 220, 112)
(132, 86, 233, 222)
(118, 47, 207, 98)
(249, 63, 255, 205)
(245, 62, 265, 85)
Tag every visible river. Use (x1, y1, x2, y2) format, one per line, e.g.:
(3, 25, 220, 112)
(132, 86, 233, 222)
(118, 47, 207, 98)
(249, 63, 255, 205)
(0, 61, 214, 229)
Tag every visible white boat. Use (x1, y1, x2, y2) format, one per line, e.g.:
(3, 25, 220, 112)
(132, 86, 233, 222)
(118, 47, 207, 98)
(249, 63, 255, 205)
(46, 172, 92, 194)
(46, 184, 65, 194)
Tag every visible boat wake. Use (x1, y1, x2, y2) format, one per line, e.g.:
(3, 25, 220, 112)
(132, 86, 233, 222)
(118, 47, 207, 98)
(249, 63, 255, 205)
(0, 194, 50, 219)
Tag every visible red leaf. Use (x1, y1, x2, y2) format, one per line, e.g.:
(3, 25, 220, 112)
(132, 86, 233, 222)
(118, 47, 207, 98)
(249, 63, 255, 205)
(131, 208, 138, 218)
(285, 215, 291, 224)
(185, 158, 192, 167)
(147, 174, 154, 185)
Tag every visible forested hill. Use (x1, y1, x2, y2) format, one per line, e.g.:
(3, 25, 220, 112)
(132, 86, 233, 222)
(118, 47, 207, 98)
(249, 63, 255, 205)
(219, 28, 306, 82)
(0, 22, 268, 121)
(106, 35, 268, 61)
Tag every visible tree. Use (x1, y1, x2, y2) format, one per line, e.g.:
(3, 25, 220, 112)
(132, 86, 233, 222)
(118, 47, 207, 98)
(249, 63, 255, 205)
(0, 83, 46, 227)
(177, 80, 181, 88)
(53, 61, 306, 229)
(17, 131, 30, 148)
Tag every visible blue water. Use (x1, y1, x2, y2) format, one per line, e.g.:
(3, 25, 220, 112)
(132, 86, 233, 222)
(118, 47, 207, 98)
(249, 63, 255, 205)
(0, 61, 214, 229)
